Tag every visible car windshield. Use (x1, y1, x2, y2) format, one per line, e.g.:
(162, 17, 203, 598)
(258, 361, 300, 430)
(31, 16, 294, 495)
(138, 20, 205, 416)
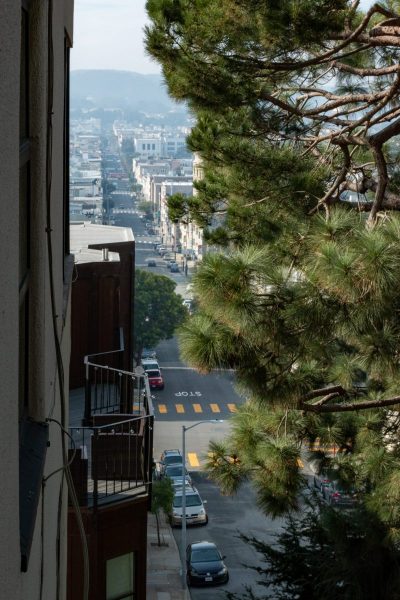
(191, 547, 220, 562)
(147, 370, 161, 378)
(166, 466, 187, 477)
(143, 362, 159, 371)
(164, 455, 182, 465)
(173, 494, 202, 508)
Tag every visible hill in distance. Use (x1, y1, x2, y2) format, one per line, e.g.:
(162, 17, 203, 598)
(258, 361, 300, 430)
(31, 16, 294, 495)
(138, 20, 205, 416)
(71, 70, 185, 115)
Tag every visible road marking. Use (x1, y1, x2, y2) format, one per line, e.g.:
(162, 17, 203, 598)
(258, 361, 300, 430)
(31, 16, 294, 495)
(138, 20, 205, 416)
(158, 404, 167, 414)
(176, 404, 185, 413)
(193, 404, 202, 413)
(297, 458, 304, 468)
(188, 453, 200, 467)
(210, 403, 220, 413)
(227, 403, 237, 412)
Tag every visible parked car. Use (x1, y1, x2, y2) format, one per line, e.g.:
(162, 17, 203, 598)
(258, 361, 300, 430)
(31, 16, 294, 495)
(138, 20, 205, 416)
(157, 246, 167, 255)
(183, 299, 194, 314)
(146, 368, 164, 390)
(141, 358, 160, 372)
(171, 487, 208, 527)
(323, 480, 359, 508)
(163, 464, 192, 487)
(313, 467, 338, 493)
(142, 348, 157, 359)
(147, 259, 157, 267)
(186, 541, 229, 586)
(160, 449, 183, 470)
(170, 263, 180, 273)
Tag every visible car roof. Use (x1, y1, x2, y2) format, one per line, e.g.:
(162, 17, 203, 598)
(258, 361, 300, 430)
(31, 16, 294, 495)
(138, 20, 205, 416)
(162, 449, 181, 455)
(173, 488, 199, 497)
(189, 541, 217, 550)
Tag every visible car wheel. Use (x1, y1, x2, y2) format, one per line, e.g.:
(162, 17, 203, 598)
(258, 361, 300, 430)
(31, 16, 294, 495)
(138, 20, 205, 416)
(186, 574, 191, 587)
(203, 515, 209, 525)
(313, 476, 318, 488)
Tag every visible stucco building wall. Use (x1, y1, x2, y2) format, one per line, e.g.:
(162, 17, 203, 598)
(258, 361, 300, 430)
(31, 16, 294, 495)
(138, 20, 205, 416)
(0, 1, 74, 598)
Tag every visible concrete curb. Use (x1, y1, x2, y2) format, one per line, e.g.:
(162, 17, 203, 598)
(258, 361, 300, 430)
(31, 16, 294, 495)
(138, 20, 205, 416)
(147, 512, 191, 600)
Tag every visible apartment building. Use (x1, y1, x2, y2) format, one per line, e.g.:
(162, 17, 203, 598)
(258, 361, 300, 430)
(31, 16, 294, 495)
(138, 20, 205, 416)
(0, 1, 74, 599)
(159, 181, 193, 250)
(68, 223, 153, 599)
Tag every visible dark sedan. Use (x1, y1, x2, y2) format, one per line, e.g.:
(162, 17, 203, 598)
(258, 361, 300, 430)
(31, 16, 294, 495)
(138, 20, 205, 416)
(186, 541, 229, 586)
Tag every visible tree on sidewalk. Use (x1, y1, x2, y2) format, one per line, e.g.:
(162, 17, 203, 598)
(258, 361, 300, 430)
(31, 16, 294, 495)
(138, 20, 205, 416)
(151, 478, 175, 546)
(134, 269, 187, 358)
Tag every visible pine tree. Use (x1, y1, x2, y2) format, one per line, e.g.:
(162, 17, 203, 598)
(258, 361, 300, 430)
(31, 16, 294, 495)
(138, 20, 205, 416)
(145, 0, 400, 538)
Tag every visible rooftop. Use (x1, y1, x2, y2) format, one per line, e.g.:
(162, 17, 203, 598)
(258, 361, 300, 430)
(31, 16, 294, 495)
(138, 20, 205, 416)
(70, 221, 134, 250)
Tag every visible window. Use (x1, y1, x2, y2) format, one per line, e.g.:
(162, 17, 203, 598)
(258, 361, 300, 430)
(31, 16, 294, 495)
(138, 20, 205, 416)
(142, 144, 145, 150)
(106, 553, 135, 600)
(152, 144, 155, 150)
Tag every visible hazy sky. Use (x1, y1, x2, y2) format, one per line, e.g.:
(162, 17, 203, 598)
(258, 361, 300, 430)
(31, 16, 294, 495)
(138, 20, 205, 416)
(71, 0, 374, 74)
(71, 0, 160, 74)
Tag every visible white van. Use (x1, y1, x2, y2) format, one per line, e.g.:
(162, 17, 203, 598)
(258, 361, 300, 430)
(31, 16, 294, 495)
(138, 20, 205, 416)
(171, 487, 208, 527)
(141, 358, 160, 372)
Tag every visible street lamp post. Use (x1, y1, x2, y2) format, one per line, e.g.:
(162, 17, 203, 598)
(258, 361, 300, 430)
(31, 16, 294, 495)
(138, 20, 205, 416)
(181, 419, 224, 589)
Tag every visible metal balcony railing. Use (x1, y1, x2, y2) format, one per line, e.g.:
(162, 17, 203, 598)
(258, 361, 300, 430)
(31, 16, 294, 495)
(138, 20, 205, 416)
(69, 410, 154, 510)
(83, 330, 148, 424)
(71, 334, 155, 510)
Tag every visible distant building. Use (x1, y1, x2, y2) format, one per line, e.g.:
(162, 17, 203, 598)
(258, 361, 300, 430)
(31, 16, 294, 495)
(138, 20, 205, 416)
(133, 135, 163, 158)
(159, 181, 193, 250)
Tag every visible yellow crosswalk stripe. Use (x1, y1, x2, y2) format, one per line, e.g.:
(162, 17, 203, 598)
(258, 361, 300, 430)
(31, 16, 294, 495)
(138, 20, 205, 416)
(297, 458, 304, 468)
(176, 404, 185, 413)
(193, 403, 202, 413)
(210, 403, 220, 413)
(227, 403, 237, 412)
(188, 453, 200, 467)
(158, 404, 167, 414)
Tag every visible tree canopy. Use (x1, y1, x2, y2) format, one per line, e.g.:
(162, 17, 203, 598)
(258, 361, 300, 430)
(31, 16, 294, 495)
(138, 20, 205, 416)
(145, 0, 400, 536)
(134, 269, 187, 356)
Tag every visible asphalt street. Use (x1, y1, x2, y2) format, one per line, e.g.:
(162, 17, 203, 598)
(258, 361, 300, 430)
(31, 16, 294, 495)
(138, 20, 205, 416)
(110, 182, 286, 599)
(173, 473, 285, 599)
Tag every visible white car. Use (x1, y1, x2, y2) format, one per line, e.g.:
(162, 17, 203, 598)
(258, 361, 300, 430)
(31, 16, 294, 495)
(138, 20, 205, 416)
(171, 487, 208, 527)
(141, 358, 160, 372)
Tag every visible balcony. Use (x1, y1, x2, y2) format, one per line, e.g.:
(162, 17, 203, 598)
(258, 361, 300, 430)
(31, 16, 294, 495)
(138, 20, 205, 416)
(69, 348, 154, 510)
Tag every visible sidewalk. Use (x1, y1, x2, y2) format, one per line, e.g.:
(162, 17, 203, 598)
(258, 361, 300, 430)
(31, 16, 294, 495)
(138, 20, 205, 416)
(147, 512, 191, 600)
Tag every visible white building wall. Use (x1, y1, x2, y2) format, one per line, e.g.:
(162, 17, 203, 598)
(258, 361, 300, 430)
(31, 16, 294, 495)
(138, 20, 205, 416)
(159, 182, 193, 249)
